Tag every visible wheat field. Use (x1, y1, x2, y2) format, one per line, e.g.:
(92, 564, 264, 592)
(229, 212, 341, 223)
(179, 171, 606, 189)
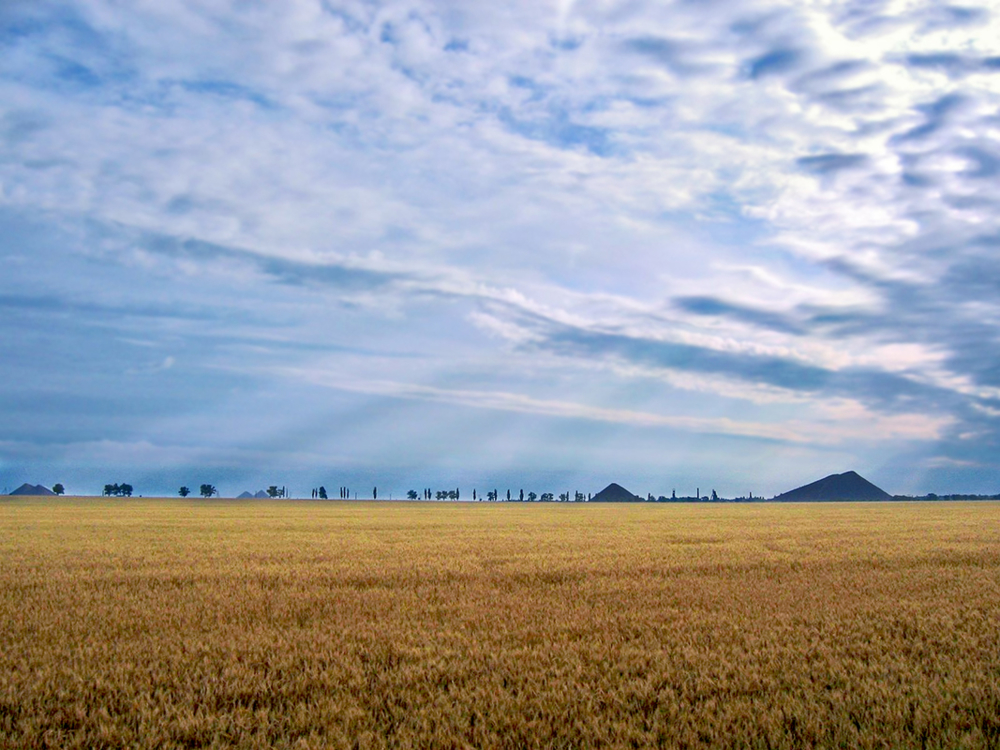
(1, 499, 999, 749)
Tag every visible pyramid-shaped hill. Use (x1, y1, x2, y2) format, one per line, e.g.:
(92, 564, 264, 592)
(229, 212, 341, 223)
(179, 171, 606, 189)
(774, 471, 892, 502)
(8, 483, 55, 496)
(236, 491, 254, 499)
(591, 483, 642, 502)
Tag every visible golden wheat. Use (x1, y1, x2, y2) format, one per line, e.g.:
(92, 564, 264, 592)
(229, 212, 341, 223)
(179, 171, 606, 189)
(1, 499, 998, 749)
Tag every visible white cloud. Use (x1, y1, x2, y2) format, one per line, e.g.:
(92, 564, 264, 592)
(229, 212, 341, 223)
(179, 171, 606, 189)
(3, 0, 1000, 489)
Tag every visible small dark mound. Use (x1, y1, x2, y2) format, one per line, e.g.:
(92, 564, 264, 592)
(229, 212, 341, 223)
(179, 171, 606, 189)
(8, 483, 55, 496)
(774, 470, 892, 501)
(236, 491, 254, 499)
(591, 482, 642, 502)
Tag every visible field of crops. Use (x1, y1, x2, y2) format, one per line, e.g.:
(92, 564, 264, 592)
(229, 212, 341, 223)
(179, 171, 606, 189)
(1, 499, 999, 749)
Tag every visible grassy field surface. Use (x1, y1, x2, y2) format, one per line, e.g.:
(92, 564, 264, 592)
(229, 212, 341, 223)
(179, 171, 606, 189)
(1, 499, 999, 749)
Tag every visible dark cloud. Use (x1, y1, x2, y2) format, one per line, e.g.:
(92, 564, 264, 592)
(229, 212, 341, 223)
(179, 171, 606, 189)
(892, 93, 968, 143)
(811, 84, 885, 112)
(622, 35, 714, 77)
(674, 296, 805, 335)
(0, 110, 50, 144)
(746, 48, 803, 79)
(533, 321, 964, 416)
(795, 59, 871, 85)
(496, 107, 614, 157)
(790, 60, 883, 111)
(142, 235, 407, 293)
(903, 52, 1000, 77)
(916, 4, 990, 33)
(956, 145, 1000, 179)
(834, 2, 988, 39)
(0, 292, 226, 323)
(832, 1, 903, 40)
(797, 153, 869, 175)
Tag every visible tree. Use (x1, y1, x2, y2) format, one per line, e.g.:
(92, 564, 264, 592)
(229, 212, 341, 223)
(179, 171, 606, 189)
(179, 486, 191, 497)
(319, 486, 328, 499)
(519, 489, 524, 502)
(200, 484, 217, 498)
(119, 484, 133, 497)
(473, 489, 477, 501)
(559, 492, 569, 502)
(540, 493, 554, 502)
(407, 490, 418, 500)
(487, 490, 497, 502)
(373, 486, 377, 500)
(575, 491, 585, 502)
(711, 489, 719, 502)
(52, 483, 65, 496)
(103, 484, 114, 497)
(528, 491, 537, 502)
(267, 486, 280, 498)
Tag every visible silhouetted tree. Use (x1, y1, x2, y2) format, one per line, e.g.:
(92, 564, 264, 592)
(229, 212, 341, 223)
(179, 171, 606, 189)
(448, 490, 458, 500)
(373, 486, 377, 500)
(712, 490, 719, 501)
(119, 484, 133, 497)
(507, 489, 511, 501)
(559, 492, 569, 502)
(179, 486, 190, 497)
(267, 486, 280, 498)
(473, 489, 477, 501)
(540, 493, 553, 502)
(407, 490, 418, 500)
(51, 483, 65, 496)
(575, 491, 585, 502)
(200, 484, 217, 498)
(528, 491, 537, 502)
(319, 486, 328, 499)
(519, 489, 524, 502)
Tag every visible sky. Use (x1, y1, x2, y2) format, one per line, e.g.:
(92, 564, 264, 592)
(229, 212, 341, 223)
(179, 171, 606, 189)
(3, 0, 1000, 498)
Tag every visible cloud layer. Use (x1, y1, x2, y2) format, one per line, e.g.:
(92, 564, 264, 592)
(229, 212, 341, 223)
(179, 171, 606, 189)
(2, 0, 999, 496)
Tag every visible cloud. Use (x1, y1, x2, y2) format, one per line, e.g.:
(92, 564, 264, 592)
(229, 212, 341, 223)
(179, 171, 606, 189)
(796, 153, 869, 174)
(3, 0, 1000, 492)
(746, 47, 804, 79)
(277, 367, 952, 446)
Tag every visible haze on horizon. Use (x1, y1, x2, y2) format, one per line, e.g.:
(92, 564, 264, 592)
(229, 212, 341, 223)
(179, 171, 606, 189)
(3, 0, 1000, 498)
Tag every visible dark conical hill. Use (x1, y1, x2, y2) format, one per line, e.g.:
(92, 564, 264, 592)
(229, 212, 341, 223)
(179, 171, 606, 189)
(8, 483, 55, 496)
(774, 471, 891, 501)
(591, 483, 642, 502)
